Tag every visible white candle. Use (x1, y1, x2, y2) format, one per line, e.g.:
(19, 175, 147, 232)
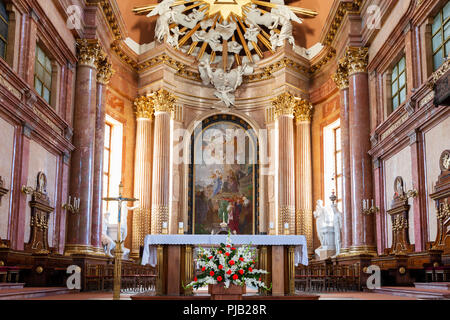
(284, 223, 289, 230)
(179, 222, 184, 229)
(269, 222, 274, 229)
(162, 222, 168, 229)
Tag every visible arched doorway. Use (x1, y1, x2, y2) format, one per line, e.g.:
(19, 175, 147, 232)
(188, 114, 259, 234)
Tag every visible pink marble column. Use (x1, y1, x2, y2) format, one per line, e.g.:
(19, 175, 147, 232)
(294, 100, 314, 252)
(409, 130, 427, 252)
(18, 11, 37, 86)
(346, 47, 376, 254)
(333, 64, 352, 254)
(273, 93, 296, 235)
(90, 57, 113, 255)
(65, 40, 101, 255)
(132, 96, 154, 257)
(150, 90, 175, 234)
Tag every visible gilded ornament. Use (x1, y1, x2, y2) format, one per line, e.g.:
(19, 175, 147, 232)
(134, 96, 155, 119)
(272, 92, 296, 117)
(76, 39, 102, 68)
(294, 98, 314, 123)
(96, 55, 115, 85)
(332, 57, 349, 90)
(150, 89, 176, 114)
(345, 47, 369, 75)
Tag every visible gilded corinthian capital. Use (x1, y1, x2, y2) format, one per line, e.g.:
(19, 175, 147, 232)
(150, 89, 176, 114)
(134, 96, 154, 119)
(332, 58, 349, 90)
(294, 99, 314, 123)
(96, 55, 114, 85)
(272, 92, 296, 117)
(345, 47, 369, 76)
(76, 39, 101, 68)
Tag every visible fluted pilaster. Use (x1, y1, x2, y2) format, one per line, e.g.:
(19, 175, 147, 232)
(151, 90, 175, 234)
(132, 96, 154, 258)
(294, 99, 314, 252)
(273, 93, 296, 234)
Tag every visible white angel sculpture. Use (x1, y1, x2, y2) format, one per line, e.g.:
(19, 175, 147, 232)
(199, 60, 254, 108)
(147, 0, 176, 42)
(269, 5, 303, 51)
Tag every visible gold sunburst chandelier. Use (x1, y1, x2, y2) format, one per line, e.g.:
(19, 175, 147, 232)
(134, 0, 318, 70)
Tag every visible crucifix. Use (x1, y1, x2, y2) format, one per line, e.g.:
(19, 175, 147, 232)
(103, 182, 139, 300)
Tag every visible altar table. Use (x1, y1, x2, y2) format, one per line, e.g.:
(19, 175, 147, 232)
(141, 235, 309, 296)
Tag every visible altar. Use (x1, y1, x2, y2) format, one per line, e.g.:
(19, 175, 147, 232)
(141, 235, 309, 296)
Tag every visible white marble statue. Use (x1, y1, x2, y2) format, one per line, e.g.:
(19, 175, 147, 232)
(331, 203, 343, 257)
(101, 212, 115, 257)
(198, 60, 254, 108)
(167, 26, 185, 48)
(313, 200, 327, 246)
(215, 20, 237, 41)
(119, 203, 140, 260)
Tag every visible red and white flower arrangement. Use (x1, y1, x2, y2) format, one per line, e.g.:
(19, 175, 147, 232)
(186, 236, 271, 291)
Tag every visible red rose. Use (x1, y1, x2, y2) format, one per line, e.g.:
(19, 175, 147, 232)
(232, 274, 239, 280)
(218, 265, 224, 270)
(218, 251, 223, 254)
(217, 276, 223, 282)
(194, 277, 198, 282)
(231, 247, 236, 251)
(229, 260, 235, 266)
(210, 271, 215, 276)
(201, 267, 206, 272)
(208, 256, 213, 260)
(226, 245, 231, 248)
(239, 269, 244, 275)
(226, 270, 232, 275)
(249, 267, 253, 272)
(259, 277, 261, 281)
(225, 252, 230, 257)
(239, 257, 244, 262)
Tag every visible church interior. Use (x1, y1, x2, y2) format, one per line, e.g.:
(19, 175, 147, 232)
(0, 0, 449, 302)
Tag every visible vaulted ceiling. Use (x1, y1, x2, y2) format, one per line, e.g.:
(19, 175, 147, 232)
(116, 0, 335, 49)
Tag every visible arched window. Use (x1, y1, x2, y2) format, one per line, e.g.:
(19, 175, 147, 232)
(0, 0, 8, 59)
(432, 1, 450, 71)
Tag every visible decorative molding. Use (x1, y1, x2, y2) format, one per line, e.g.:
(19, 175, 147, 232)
(404, 98, 416, 116)
(0, 176, 9, 206)
(428, 58, 450, 89)
(98, 0, 124, 41)
(408, 129, 419, 145)
(0, 74, 22, 100)
(370, 133, 379, 147)
(23, 122, 33, 138)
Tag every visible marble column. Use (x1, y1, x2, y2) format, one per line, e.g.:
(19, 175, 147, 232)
(131, 96, 154, 258)
(294, 100, 314, 252)
(91, 55, 113, 255)
(65, 39, 101, 255)
(332, 59, 352, 255)
(151, 90, 176, 234)
(273, 93, 296, 235)
(346, 47, 376, 255)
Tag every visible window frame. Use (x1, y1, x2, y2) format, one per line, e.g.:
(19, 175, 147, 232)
(0, 0, 8, 60)
(391, 56, 407, 111)
(333, 127, 342, 209)
(103, 122, 113, 211)
(432, 2, 450, 71)
(34, 45, 53, 105)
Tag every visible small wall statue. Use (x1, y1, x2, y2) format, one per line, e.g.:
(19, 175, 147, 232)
(101, 212, 115, 257)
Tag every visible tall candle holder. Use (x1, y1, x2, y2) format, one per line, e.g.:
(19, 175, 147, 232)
(62, 196, 80, 214)
(362, 199, 379, 216)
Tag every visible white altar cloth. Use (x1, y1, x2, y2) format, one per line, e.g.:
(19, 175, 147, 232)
(141, 235, 309, 267)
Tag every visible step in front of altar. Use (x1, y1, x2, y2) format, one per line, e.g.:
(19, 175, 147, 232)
(0, 287, 77, 300)
(371, 287, 450, 300)
(131, 292, 319, 301)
